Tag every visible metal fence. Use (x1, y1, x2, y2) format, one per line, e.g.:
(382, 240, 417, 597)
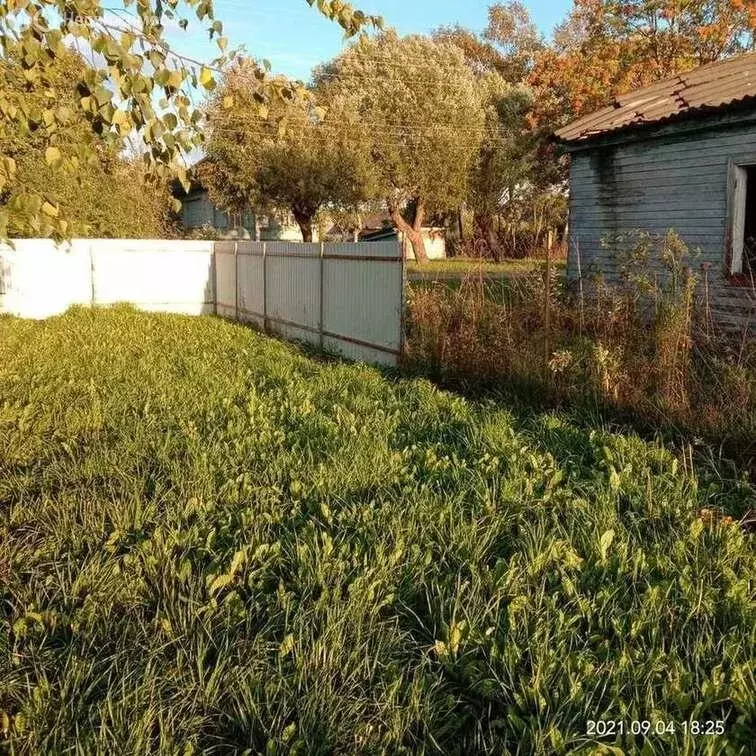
(0, 238, 404, 366)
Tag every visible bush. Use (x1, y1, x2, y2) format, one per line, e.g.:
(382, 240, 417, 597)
(404, 232, 756, 453)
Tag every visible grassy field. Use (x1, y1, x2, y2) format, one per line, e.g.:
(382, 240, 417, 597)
(406, 258, 567, 304)
(1, 307, 754, 754)
(406, 257, 566, 277)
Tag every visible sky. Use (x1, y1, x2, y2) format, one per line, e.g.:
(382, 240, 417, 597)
(165, 0, 574, 82)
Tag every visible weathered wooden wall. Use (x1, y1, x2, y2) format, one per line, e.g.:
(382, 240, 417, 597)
(567, 108, 756, 335)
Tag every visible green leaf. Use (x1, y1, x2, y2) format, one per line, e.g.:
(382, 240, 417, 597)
(208, 573, 233, 595)
(41, 201, 59, 218)
(94, 86, 112, 107)
(278, 633, 295, 655)
(228, 548, 247, 577)
(199, 67, 215, 90)
(45, 146, 61, 166)
(599, 529, 615, 561)
(608, 466, 620, 491)
(689, 518, 704, 541)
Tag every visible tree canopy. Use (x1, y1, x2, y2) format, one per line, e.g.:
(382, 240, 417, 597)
(0, 0, 381, 240)
(0, 49, 176, 238)
(202, 59, 374, 242)
(315, 32, 486, 261)
(530, 0, 756, 128)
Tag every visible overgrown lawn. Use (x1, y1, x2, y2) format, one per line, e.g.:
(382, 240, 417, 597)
(1, 307, 753, 754)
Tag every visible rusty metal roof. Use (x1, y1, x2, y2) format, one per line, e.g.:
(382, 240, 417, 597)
(556, 52, 756, 144)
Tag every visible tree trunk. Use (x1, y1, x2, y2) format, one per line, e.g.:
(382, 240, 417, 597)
(388, 197, 428, 263)
(473, 211, 504, 261)
(292, 205, 315, 243)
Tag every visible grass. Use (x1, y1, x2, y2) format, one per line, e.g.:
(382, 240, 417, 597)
(405, 238, 756, 464)
(407, 257, 566, 277)
(1, 306, 754, 754)
(407, 257, 567, 304)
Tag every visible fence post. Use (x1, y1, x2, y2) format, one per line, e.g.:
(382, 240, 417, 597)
(399, 239, 406, 362)
(234, 240, 239, 321)
(89, 243, 96, 307)
(262, 241, 267, 333)
(211, 242, 218, 316)
(319, 241, 325, 350)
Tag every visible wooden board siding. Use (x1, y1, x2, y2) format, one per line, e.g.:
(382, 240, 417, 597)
(567, 111, 756, 335)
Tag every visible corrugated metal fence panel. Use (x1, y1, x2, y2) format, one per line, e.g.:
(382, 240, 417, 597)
(0, 240, 91, 318)
(1, 238, 404, 365)
(92, 240, 215, 315)
(322, 241, 403, 366)
(237, 242, 265, 327)
(265, 241, 321, 345)
(214, 241, 237, 319)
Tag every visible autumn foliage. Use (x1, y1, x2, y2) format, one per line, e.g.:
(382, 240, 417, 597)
(529, 0, 756, 128)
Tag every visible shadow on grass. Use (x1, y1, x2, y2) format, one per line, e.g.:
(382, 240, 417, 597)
(400, 359, 756, 488)
(219, 315, 755, 505)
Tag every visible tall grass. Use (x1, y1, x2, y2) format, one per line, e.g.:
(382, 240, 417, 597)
(404, 233, 756, 462)
(1, 306, 754, 754)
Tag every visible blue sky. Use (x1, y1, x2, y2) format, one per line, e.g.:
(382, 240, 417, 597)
(166, 0, 573, 82)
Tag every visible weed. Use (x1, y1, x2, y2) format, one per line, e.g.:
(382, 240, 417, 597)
(405, 233, 756, 464)
(0, 307, 754, 753)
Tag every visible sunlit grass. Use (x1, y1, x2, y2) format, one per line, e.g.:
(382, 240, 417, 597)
(407, 257, 566, 276)
(1, 306, 753, 753)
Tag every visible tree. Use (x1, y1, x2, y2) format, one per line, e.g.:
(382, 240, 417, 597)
(435, 2, 543, 84)
(202, 59, 372, 242)
(0, 0, 381, 240)
(530, 0, 756, 129)
(315, 32, 486, 262)
(435, 5, 561, 259)
(0, 50, 176, 238)
(482, 2, 544, 82)
(468, 79, 534, 259)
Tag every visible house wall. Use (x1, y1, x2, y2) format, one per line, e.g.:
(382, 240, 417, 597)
(567, 108, 756, 334)
(179, 190, 317, 242)
(403, 228, 446, 261)
(181, 191, 238, 231)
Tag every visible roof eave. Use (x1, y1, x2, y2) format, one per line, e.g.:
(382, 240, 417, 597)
(556, 97, 756, 151)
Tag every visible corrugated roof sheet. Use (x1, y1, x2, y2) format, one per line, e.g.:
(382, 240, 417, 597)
(556, 52, 756, 144)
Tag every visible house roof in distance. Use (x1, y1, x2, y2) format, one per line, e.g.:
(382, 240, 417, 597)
(556, 51, 756, 144)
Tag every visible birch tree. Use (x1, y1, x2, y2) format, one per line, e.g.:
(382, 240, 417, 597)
(0, 0, 380, 239)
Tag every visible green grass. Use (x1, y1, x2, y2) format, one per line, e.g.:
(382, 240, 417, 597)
(407, 258, 567, 303)
(1, 307, 754, 754)
(407, 257, 566, 276)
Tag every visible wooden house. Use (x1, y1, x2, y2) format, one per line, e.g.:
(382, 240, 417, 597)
(557, 53, 756, 335)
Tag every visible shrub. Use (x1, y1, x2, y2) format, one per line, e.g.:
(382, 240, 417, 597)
(404, 232, 756, 452)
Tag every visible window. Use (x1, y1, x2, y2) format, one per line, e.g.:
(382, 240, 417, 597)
(730, 163, 756, 277)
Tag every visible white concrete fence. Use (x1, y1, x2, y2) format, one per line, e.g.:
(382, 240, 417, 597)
(0, 239, 405, 365)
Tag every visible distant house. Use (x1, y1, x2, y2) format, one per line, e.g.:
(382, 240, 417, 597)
(172, 174, 314, 242)
(556, 53, 756, 334)
(359, 213, 447, 260)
